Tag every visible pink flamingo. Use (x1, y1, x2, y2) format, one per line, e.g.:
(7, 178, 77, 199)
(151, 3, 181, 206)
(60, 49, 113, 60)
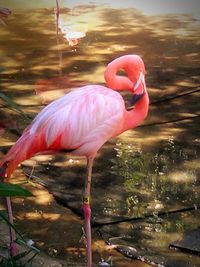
(0, 55, 149, 267)
(0, 7, 11, 26)
(0, 7, 11, 18)
(64, 31, 86, 47)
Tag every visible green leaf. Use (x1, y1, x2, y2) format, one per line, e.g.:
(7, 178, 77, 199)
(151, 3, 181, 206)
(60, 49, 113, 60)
(0, 212, 26, 241)
(0, 92, 29, 119)
(0, 211, 8, 223)
(0, 183, 33, 197)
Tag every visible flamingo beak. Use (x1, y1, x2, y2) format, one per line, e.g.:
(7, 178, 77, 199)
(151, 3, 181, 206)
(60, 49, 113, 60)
(129, 72, 146, 106)
(130, 92, 145, 106)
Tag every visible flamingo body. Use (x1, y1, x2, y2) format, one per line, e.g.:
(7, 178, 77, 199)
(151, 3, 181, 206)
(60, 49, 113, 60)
(0, 55, 149, 266)
(2, 85, 127, 178)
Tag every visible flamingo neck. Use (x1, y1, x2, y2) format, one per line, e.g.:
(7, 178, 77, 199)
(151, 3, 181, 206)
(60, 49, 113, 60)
(104, 55, 149, 132)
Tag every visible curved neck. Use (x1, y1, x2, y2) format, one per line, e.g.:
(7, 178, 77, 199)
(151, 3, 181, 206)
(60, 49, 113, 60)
(104, 55, 145, 91)
(104, 54, 149, 132)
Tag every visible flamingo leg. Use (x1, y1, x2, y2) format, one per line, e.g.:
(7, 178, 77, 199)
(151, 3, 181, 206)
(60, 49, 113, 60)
(5, 196, 18, 256)
(83, 156, 94, 267)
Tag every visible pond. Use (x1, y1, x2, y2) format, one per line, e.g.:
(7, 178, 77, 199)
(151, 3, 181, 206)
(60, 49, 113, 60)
(0, 1, 200, 266)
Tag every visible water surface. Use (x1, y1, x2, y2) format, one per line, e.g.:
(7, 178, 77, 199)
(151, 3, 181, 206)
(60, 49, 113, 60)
(0, 1, 200, 266)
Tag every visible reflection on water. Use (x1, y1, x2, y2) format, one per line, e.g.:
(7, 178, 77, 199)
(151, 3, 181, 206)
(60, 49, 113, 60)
(0, 4, 200, 84)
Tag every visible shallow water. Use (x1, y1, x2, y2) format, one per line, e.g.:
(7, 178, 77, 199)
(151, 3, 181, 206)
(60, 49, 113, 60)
(0, 1, 200, 266)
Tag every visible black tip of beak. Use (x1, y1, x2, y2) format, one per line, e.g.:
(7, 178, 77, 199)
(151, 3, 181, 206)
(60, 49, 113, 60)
(129, 92, 145, 106)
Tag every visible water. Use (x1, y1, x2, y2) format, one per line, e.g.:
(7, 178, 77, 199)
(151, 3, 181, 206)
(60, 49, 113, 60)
(0, 1, 200, 266)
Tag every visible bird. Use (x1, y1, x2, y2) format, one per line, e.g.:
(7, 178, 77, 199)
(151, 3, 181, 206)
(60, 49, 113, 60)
(0, 54, 149, 267)
(0, 7, 11, 26)
(0, 7, 11, 18)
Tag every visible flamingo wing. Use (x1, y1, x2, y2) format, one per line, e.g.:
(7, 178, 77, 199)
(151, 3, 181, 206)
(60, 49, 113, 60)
(1, 85, 125, 178)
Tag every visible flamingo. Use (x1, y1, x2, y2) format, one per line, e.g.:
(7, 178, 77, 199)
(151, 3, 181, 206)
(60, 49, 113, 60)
(0, 7, 11, 26)
(0, 7, 11, 18)
(0, 54, 149, 267)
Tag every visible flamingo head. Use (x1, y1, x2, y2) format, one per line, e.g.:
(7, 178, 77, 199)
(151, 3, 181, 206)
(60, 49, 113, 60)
(104, 55, 146, 100)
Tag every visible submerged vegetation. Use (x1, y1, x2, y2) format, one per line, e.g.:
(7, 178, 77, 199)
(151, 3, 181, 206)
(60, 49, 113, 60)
(109, 138, 199, 217)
